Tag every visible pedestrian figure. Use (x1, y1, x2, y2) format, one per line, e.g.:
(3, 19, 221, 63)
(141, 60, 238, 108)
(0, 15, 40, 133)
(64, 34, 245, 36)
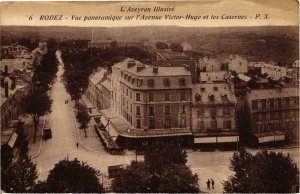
(76, 142, 79, 148)
(211, 178, 214, 189)
(206, 179, 211, 190)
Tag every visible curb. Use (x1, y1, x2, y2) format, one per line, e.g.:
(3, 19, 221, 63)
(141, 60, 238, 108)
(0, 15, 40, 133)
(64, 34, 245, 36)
(30, 115, 47, 159)
(68, 99, 92, 152)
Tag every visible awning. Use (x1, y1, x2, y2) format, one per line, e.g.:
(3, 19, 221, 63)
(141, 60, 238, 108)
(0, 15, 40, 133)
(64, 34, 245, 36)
(258, 134, 285, 143)
(217, 136, 239, 143)
(194, 137, 217, 144)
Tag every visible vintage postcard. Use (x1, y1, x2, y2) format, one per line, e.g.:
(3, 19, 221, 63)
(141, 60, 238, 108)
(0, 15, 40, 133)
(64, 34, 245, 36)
(1, 0, 299, 193)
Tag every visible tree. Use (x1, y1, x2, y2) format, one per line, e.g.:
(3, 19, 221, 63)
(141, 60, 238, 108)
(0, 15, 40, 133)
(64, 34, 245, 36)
(223, 148, 298, 193)
(170, 43, 183, 53)
(63, 70, 89, 101)
(155, 42, 168, 50)
(21, 87, 52, 143)
(144, 142, 187, 175)
(158, 164, 199, 193)
(1, 154, 38, 193)
(112, 142, 199, 193)
(75, 102, 91, 137)
(112, 161, 152, 193)
(37, 158, 103, 192)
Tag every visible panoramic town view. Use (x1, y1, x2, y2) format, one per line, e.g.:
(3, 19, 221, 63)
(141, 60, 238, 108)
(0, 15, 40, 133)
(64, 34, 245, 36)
(1, 22, 299, 193)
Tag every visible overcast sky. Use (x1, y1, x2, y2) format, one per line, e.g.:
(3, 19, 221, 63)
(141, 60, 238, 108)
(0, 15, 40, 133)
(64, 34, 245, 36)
(1, 0, 298, 27)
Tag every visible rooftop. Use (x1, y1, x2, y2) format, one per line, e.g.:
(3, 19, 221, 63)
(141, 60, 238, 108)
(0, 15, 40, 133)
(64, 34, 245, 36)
(192, 83, 236, 104)
(200, 71, 228, 82)
(247, 87, 299, 100)
(117, 58, 191, 77)
(0, 58, 33, 74)
(90, 68, 106, 85)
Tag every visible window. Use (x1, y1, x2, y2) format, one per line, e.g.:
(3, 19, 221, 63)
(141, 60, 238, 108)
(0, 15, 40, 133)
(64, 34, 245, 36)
(165, 93, 170, 101)
(148, 79, 155, 87)
(136, 106, 141, 115)
(223, 107, 230, 116)
(130, 91, 132, 98)
(180, 118, 186, 128)
(277, 98, 281, 108)
(137, 79, 143, 87)
(181, 106, 186, 114)
(197, 121, 204, 131)
(136, 93, 140, 101)
(165, 119, 171, 128)
(197, 108, 204, 117)
(165, 106, 170, 115)
(126, 88, 128, 96)
(136, 119, 141, 129)
(270, 99, 274, 109)
(210, 120, 217, 129)
(289, 98, 294, 107)
(149, 106, 154, 116)
(180, 92, 186, 101)
(163, 78, 170, 87)
(210, 108, 216, 118)
(149, 119, 155, 129)
(179, 78, 186, 86)
(149, 93, 154, 101)
(261, 99, 266, 109)
(252, 100, 258, 110)
(223, 121, 231, 129)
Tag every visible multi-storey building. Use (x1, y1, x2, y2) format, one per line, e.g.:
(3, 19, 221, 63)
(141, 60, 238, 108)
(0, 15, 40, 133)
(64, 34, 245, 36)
(99, 58, 193, 148)
(191, 79, 238, 146)
(245, 87, 299, 146)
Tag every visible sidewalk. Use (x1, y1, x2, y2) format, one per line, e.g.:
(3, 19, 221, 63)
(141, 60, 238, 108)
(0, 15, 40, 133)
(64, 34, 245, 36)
(19, 114, 47, 157)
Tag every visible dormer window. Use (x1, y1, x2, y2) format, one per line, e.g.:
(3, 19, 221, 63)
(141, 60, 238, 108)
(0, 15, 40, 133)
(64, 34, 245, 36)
(209, 93, 215, 101)
(131, 78, 135, 84)
(200, 87, 205, 91)
(213, 86, 218, 91)
(127, 76, 131, 82)
(179, 78, 186, 86)
(221, 94, 228, 102)
(195, 93, 201, 102)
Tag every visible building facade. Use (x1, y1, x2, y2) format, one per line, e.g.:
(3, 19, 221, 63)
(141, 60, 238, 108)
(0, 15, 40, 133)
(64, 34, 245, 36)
(99, 58, 193, 148)
(245, 87, 299, 146)
(191, 80, 238, 146)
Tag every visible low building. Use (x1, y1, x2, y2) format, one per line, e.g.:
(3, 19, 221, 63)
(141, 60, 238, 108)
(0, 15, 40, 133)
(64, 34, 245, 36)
(198, 57, 220, 72)
(244, 87, 299, 146)
(88, 40, 144, 49)
(261, 63, 287, 80)
(191, 81, 238, 147)
(228, 55, 248, 74)
(86, 68, 107, 109)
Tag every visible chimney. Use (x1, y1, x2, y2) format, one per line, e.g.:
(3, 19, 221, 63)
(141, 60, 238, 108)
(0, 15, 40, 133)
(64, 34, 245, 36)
(136, 64, 145, 72)
(5, 81, 8, 97)
(153, 66, 158, 74)
(5, 65, 8, 74)
(127, 59, 136, 68)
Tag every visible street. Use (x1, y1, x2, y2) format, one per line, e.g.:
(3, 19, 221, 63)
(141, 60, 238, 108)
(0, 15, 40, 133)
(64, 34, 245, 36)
(28, 59, 299, 192)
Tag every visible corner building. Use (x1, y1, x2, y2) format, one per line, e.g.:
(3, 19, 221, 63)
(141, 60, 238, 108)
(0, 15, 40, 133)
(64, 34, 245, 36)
(100, 58, 193, 148)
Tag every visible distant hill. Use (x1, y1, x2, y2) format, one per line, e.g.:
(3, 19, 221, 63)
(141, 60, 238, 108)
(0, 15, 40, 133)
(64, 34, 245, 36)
(1, 25, 298, 65)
